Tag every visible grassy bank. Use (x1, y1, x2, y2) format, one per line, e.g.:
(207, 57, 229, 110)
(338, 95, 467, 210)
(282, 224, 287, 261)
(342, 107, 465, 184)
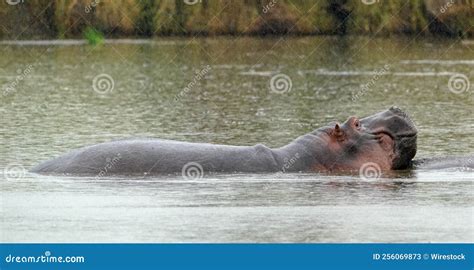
(0, 0, 472, 39)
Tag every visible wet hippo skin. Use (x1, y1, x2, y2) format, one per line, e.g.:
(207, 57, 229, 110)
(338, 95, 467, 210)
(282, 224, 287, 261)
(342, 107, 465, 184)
(31, 107, 420, 175)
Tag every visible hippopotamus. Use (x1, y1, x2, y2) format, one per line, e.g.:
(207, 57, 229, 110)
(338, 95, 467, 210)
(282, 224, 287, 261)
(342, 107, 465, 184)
(31, 107, 424, 176)
(413, 155, 473, 170)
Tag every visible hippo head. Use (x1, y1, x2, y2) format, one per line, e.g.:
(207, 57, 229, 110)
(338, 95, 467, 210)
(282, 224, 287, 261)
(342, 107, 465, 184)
(313, 107, 417, 171)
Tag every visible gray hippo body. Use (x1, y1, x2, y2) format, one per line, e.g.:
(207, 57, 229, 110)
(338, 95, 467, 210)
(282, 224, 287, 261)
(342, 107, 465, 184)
(30, 107, 419, 175)
(30, 137, 473, 175)
(31, 108, 470, 176)
(30, 137, 315, 175)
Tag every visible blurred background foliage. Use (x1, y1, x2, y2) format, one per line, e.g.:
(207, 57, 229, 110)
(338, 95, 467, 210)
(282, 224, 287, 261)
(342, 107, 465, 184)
(0, 0, 472, 39)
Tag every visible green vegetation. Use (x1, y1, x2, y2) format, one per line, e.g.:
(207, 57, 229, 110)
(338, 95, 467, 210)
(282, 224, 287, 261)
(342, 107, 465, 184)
(83, 26, 105, 45)
(0, 0, 472, 39)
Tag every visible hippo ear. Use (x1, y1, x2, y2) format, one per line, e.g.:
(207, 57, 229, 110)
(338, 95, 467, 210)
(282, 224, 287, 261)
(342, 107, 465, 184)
(332, 123, 345, 141)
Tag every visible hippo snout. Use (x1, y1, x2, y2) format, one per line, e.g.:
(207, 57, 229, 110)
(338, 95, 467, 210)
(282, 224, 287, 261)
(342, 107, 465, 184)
(360, 107, 418, 169)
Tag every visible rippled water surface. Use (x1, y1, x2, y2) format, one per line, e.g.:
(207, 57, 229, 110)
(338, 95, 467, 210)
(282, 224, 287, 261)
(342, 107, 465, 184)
(1, 37, 473, 242)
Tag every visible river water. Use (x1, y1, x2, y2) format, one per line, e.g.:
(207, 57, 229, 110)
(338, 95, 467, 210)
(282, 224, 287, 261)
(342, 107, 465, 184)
(0, 36, 473, 242)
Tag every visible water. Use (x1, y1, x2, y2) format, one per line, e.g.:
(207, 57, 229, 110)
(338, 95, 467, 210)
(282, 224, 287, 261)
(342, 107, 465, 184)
(1, 36, 473, 242)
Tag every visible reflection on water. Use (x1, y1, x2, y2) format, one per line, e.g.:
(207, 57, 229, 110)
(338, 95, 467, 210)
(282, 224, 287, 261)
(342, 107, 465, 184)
(0, 36, 473, 242)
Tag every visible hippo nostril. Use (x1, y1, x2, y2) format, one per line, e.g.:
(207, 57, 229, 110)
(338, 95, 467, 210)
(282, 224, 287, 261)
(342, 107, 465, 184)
(352, 118, 361, 131)
(353, 118, 361, 130)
